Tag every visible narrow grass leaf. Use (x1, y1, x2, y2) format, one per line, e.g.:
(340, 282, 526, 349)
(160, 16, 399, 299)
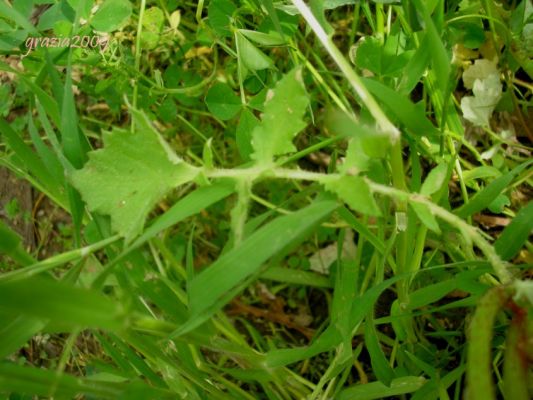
(186, 200, 338, 326)
(455, 159, 532, 218)
(494, 201, 533, 260)
(0, 220, 36, 267)
(0, 316, 46, 359)
(266, 275, 401, 367)
(0, 362, 174, 400)
(364, 314, 395, 386)
(0, 277, 128, 331)
(409, 270, 485, 309)
(260, 266, 332, 288)
(27, 114, 64, 184)
(338, 376, 426, 400)
(120, 181, 234, 259)
(398, 33, 431, 95)
(0, 118, 61, 199)
(0, 1, 38, 34)
(410, 0, 450, 95)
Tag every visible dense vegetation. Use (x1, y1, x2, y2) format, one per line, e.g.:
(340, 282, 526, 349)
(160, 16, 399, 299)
(0, 0, 532, 399)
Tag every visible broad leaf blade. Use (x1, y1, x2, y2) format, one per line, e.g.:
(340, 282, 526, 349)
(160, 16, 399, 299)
(251, 68, 309, 163)
(71, 110, 198, 242)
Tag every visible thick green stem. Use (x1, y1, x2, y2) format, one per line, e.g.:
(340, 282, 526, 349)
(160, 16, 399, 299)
(465, 287, 509, 400)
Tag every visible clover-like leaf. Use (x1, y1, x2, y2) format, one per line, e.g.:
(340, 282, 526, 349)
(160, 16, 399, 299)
(251, 68, 309, 163)
(71, 110, 198, 242)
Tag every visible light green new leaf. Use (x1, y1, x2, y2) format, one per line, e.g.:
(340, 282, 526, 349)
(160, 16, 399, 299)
(251, 68, 309, 163)
(324, 176, 381, 216)
(91, 0, 132, 32)
(71, 110, 198, 242)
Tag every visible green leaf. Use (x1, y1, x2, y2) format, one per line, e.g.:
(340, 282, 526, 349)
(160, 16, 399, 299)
(208, 0, 236, 37)
(0, 118, 62, 202)
(338, 377, 426, 400)
(355, 36, 383, 75)
(174, 200, 338, 336)
(487, 193, 510, 213)
(455, 160, 532, 218)
(205, 82, 242, 120)
(324, 0, 358, 9)
(70, 109, 199, 243)
(238, 29, 285, 46)
(362, 78, 440, 138)
(236, 108, 258, 161)
(265, 275, 401, 367)
(140, 7, 165, 50)
(324, 176, 381, 216)
(236, 31, 273, 71)
(494, 201, 533, 261)
(251, 68, 309, 163)
(0, 362, 175, 400)
(0, 220, 36, 266)
(365, 315, 395, 386)
(0, 277, 128, 331)
(91, 0, 132, 32)
(420, 163, 448, 197)
(410, 202, 441, 233)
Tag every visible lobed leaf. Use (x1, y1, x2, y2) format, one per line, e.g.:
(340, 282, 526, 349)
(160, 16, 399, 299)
(251, 68, 309, 163)
(71, 109, 199, 242)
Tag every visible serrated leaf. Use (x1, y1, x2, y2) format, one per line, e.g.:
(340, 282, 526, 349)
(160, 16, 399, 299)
(70, 110, 198, 243)
(324, 176, 381, 216)
(205, 82, 242, 120)
(91, 0, 132, 32)
(251, 68, 309, 163)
